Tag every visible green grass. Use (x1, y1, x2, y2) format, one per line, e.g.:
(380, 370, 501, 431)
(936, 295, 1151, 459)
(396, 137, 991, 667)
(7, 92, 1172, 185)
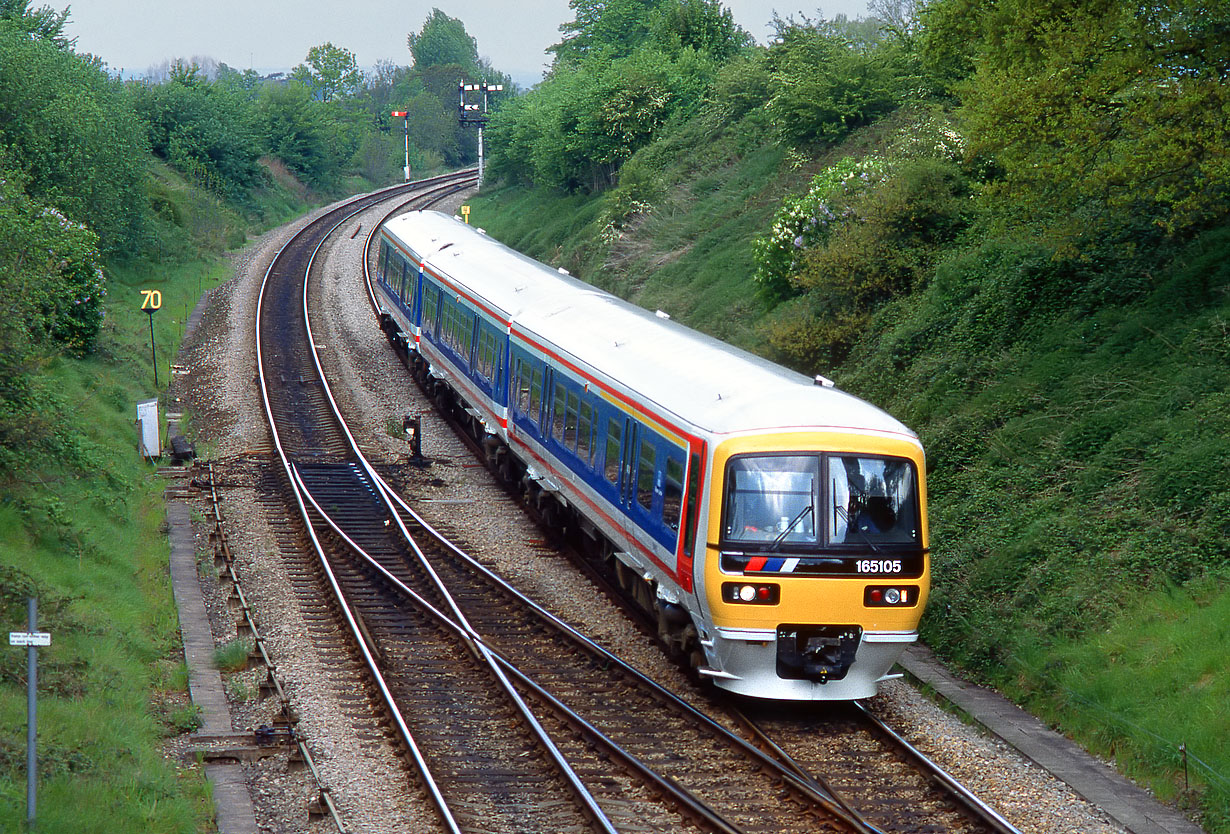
(1009, 581, 1230, 825)
(0, 251, 231, 831)
(213, 638, 253, 674)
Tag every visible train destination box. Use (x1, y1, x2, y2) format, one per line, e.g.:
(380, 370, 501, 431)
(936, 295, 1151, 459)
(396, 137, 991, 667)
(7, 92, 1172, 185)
(9, 632, 51, 647)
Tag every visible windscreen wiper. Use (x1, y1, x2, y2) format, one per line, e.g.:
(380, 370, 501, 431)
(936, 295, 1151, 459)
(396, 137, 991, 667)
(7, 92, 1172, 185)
(768, 505, 814, 552)
(834, 502, 884, 554)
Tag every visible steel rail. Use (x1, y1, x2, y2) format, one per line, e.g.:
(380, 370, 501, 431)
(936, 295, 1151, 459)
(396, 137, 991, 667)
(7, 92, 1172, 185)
(202, 463, 348, 832)
(292, 463, 746, 834)
(725, 706, 881, 832)
(288, 463, 621, 834)
(255, 173, 475, 834)
(853, 701, 1023, 834)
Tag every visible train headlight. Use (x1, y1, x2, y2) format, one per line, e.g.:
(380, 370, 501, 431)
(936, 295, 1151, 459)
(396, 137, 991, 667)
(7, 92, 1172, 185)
(864, 585, 919, 607)
(722, 582, 780, 605)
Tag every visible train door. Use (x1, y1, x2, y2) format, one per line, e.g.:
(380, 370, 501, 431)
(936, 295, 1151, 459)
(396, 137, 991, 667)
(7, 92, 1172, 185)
(541, 367, 555, 432)
(619, 419, 639, 512)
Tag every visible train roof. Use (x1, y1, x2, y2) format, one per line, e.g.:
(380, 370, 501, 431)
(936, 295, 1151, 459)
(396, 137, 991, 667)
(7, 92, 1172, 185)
(382, 211, 917, 443)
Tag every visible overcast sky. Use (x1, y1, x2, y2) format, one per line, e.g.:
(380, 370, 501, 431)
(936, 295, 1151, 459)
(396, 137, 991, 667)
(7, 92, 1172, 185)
(65, 1, 871, 87)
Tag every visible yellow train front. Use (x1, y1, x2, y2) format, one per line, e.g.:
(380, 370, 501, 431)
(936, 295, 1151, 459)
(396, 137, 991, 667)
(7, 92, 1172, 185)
(694, 423, 929, 700)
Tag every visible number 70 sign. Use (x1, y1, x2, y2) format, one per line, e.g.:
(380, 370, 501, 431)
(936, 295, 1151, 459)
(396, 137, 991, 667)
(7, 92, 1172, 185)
(140, 289, 161, 386)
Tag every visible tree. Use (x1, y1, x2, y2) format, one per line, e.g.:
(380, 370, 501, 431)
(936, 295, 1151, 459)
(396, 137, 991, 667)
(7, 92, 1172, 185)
(649, 0, 751, 60)
(764, 16, 901, 146)
(407, 9, 478, 70)
(551, 0, 663, 64)
(0, 0, 73, 49)
(0, 26, 148, 258)
(956, 0, 1230, 236)
(291, 42, 362, 101)
(131, 60, 263, 197)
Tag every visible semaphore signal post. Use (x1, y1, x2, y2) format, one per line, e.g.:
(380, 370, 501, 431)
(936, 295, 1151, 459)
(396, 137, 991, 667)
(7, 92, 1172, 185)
(458, 81, 502, 189)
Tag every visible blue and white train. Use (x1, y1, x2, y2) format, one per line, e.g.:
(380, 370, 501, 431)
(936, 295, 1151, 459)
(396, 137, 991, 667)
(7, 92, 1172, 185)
(373, 210, 930, 700)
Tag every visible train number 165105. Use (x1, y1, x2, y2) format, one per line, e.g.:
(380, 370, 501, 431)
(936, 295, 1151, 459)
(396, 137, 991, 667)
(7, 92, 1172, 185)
(857, 559, 903, 574)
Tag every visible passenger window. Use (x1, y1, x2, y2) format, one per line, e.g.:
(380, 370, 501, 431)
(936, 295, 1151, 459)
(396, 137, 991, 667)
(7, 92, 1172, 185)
(564, 391, 579, 449)
(528, 367, 543, 425)
(422, 285, 439, 334)
(515, 359, 530, 412)
(604, 419, 622, 484)
(578, 400, 593, 464)
(664, 455, 684, 530)
(552, 383, 567, 443)
(637, 441, 656, 511)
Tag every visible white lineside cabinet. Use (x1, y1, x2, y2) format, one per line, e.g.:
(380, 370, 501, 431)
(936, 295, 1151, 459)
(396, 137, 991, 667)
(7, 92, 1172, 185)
(137, 397, 159, 459)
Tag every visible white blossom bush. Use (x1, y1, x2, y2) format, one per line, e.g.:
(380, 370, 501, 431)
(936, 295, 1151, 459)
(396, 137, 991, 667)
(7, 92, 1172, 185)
(752, 155, 889, 298)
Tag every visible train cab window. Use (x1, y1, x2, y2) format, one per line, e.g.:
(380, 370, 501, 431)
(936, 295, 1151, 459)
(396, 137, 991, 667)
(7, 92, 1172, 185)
(724, 455, 819, 545)
(829, 455, 919, 544)
(636, 441, 656, 511)
(663, 455, 684, 530)
(552, 383, 567, 444)
(682, 452, 701, 553)
(378, 241, 389, 280)
(604, 420, 622, 485)
(578, 400, 594, 465)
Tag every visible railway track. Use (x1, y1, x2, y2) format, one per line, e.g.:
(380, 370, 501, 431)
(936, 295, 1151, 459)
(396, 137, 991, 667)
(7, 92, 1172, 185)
(250, 173, 1025, 834)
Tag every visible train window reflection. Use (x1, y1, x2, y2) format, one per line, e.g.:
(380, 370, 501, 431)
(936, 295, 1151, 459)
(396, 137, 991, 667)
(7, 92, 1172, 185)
(552, 384, 567, 443)
(604, 420, 621, 485)
(637, 442, 656, 511)
(724, 456, 818, 544)
(664, 456, 684, 531)
(829, 456, 918, 544)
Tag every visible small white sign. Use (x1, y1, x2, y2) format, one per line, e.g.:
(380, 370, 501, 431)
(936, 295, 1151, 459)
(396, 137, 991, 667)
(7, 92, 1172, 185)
(137, 397, 160, 459)
(9, 632, 51, 647)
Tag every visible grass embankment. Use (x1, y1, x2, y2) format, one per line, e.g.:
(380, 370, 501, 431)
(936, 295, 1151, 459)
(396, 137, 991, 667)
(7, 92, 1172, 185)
(468, 140, 1229, 830)
(0, 163, 318, 830)
(0, 257, 228, 831)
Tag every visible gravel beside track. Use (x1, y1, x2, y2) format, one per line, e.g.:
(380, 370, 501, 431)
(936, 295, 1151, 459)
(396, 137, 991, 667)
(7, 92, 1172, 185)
(173, 190, 1131, 834)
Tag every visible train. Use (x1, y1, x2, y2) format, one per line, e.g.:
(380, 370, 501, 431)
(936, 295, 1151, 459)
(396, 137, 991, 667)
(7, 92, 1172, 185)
(372, 210, 929, 700)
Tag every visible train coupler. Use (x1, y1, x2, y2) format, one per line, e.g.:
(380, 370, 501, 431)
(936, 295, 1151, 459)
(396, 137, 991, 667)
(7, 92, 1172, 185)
(776, 624, 862, 683)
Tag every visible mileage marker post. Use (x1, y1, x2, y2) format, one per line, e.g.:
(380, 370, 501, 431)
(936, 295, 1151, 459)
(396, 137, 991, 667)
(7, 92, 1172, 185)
(10, 598, 50, 827)
(140, 288, 162, 386)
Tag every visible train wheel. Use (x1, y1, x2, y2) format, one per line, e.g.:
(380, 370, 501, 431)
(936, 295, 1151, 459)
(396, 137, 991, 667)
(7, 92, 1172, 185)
(497, 454, 515, 484)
